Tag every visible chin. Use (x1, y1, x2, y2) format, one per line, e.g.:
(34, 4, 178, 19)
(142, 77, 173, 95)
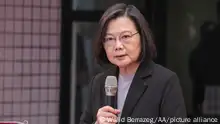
(115, 61, 131, 68)
(116, 64, 128, 68)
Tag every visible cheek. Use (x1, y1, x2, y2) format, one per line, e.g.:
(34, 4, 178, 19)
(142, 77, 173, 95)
(104, 48, 114, 61)
(132, 47, 141, 60)
(127, 41, 141, 59)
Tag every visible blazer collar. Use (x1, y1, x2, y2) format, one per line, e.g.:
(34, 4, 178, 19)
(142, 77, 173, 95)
(138, 59, 154, 79)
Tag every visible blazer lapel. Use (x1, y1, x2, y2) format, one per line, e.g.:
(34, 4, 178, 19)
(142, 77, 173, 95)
(120, 60, 154, 118)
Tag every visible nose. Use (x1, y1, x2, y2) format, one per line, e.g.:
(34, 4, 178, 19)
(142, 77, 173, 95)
(114, 39, 123, 51)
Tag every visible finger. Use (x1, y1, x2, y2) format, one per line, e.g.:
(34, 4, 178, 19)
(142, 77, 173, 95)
(97, 112, 117, 119)
(104, 121, 117, 124)
(98, 116, 117, 124)
(101, 106, 121, 114)
(97, 116, 105, 124)
(114, 109, 120, 114)
(97, 112, 118, 123)
(105, 118, 118, 124)
(102, 122, 116, 124)
(97, 116, 117, 124)
(96, 106, 119, 124)
(101, 106, 115, 113)
(103, 111, 118, 118)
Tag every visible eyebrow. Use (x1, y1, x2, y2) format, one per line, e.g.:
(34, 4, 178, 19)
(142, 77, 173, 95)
(105, 30, 133, 36)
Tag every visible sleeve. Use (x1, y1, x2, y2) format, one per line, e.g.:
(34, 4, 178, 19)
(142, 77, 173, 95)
(79, 76, 96, 124)
(160, 73, 187, 123)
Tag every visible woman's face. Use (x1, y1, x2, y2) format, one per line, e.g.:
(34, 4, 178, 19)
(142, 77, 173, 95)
(103, 16, 141, 68)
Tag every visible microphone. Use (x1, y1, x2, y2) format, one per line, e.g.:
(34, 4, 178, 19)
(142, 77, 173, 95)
(105, 76, 118, 108)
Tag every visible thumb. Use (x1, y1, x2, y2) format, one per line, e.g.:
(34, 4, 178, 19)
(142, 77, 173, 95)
(114, 109, 121, 114)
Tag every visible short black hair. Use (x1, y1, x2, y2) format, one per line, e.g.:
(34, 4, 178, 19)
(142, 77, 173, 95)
(94, 3, 157, 65)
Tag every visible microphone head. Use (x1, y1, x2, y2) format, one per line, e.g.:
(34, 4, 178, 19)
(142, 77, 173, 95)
(105, 76, 117, 96)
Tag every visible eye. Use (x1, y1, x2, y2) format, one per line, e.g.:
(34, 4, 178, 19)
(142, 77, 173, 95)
(104, 37, 114, 42)
(121, 34, 131, 39)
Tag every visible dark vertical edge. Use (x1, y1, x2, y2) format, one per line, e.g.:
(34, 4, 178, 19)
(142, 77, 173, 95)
(144, 0, 153, 28)
(56, 0, 60, 121)
(12, 0, 15, 120)
(59, 0, 72, 123)
(2, 0, 6, 119)
(20, 0, 25, 120)
(151, 0, 167, 66)
(217, 0, 220, 23)
(29, 0, 33, 121)
(38, 0, 42, 123)
(47, 0, 52, 123)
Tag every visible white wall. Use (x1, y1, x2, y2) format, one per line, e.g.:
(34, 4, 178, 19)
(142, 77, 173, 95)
(166, 0, 218, 114)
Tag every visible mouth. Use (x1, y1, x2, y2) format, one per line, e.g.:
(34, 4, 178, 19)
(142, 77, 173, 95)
(115, 54, 127, 58)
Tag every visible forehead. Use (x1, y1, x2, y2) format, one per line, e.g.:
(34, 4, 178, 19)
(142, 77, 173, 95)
(106, 16, 137, 34)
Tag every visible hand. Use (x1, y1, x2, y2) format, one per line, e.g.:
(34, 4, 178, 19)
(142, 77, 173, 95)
(96, 106, 120, 124)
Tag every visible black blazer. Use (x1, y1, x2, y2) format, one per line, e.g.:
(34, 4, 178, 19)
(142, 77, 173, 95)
(80, 60, 187, 124)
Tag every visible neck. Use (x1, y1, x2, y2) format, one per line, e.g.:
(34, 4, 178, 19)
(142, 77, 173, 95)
(119, 62, 140, 76)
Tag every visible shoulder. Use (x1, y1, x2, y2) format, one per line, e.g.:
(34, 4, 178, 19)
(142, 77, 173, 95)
(90, 67, 116, 86)
(152, 63, 179, 84)
(153, 64, 177, 78)
(93, 67, 116, 80)
(151, 64, 183, 98)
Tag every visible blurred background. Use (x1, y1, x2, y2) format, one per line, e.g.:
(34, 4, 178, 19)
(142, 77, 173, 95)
(0, 0, 220, 124)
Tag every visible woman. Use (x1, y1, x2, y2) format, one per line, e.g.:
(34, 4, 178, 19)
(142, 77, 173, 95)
(80, 3, 186, 124)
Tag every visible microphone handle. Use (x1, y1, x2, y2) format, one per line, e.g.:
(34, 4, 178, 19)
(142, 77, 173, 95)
(106, 96, 116, 108)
